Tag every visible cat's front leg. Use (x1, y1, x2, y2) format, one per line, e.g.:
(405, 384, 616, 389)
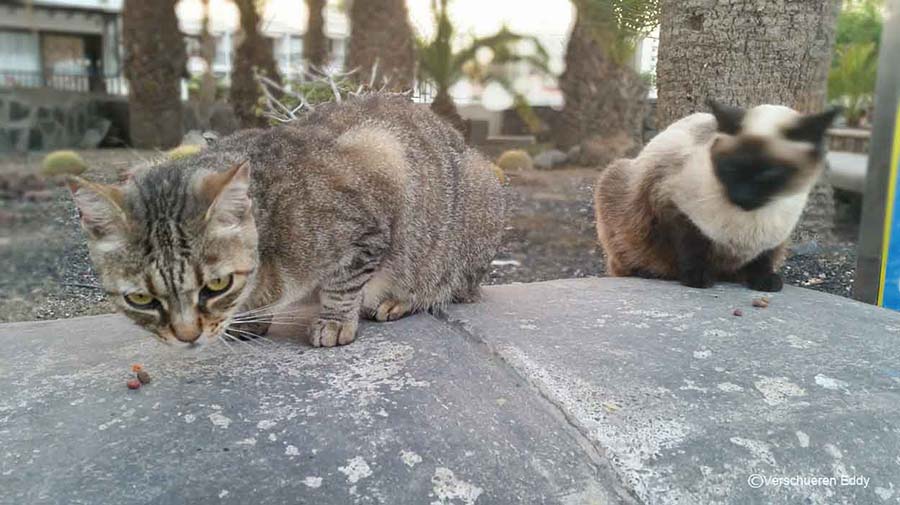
(311, 244, 386, 347)
(741, 248, 784, 292)
(673, 217, 715, 288)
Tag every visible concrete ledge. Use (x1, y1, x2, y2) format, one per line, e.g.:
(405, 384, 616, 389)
(827, 151, 868, 193)
(2, 278, 899, 504)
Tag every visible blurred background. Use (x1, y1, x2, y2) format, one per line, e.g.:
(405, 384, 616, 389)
(0, 0, 892, 322)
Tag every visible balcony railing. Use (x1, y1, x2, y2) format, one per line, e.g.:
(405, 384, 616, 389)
(0, 70, 127, 96)
(0, 68, 435, 104)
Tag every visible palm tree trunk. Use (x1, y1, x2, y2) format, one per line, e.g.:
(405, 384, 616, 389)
(657, 0, 841, 241)
(197, 0, 217, 125)
(555, 13, 648, 167)
(304, 0, 328, 72)
(431, 89, 467, 135)
(346, 0, 415, 91)
(231, 0, 281, 128)
(122, 0, 185, 148)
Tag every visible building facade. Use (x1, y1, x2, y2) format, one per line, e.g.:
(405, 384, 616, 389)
(0, 0, 350, 95)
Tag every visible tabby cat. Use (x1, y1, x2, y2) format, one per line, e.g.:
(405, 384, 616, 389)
(69, 94, 504, 348)
(594, 100, 839, 291)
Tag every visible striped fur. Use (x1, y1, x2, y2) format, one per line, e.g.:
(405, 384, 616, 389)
(70, 94, 505, 347)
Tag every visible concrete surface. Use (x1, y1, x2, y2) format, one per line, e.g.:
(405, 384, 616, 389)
(2, 277, 900, 505)
(827, 151, 868, 194)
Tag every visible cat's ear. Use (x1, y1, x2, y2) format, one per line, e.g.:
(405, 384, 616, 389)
(67, 177, 128, 243)
(784, 106, 843, 145)
(202, 161, 252, 229)
(707, 99, 745, 135)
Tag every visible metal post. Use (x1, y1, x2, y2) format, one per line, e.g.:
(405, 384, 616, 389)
(853, 0, 900, 305)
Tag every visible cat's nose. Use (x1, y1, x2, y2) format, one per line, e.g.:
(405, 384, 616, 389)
(172, 323, 202, 343)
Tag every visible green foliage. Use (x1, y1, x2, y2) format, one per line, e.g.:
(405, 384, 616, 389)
(166, 144, 202, 160)
(496, 149, 534, 171)
(255, 77, 358, 125)
(572, 0, 660, 64)
(41, 150, 87, 177)
(836, 0, 883, 48)
(828, 42, 879, 126)
(415, 0, 550, 97)
(639, 70, 656, 88)
(828, 0, 883, 126)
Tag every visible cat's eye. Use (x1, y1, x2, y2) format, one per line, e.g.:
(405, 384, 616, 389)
(204, 275, 233, 293)
(125, 292, 155, 308)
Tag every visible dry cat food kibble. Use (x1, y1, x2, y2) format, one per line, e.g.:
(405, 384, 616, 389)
(752, 297, 770, 308)
(127, 379, 142, 390)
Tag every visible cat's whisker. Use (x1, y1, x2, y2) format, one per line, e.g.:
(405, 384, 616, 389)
(232, 309, 304, 318)
(226, 326, 276, 345)
(223, 331, 268, 355)
(234, 303, 281, 317)
(217, 334, 237, 354)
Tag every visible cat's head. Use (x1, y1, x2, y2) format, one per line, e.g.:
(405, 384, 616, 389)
(707, 99, 841, 211)
(69, 161, 258, 347)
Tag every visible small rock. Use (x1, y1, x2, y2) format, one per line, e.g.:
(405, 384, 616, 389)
(137, 370, 151, 385)
(22, 189, 55, 202)
(126, 379, 142, 390)
(752, 297, 770, 308)
(533, 149, 568, 170)
(733, 309, 744, 317)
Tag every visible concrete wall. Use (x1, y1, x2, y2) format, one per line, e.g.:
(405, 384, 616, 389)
(0, 88, 127, 152)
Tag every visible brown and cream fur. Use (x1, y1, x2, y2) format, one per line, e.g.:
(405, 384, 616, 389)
(594, 101, 839, 291)
(70, 94, 504, 348)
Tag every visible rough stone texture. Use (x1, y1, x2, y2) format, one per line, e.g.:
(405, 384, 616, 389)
(446, 278, 900, 505)
(0, 312, 625, 505)
(3, 277, 900, 504)
(0, 90, 122, 153)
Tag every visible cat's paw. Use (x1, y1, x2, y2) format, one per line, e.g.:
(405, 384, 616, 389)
(374, 299, 412, 322)
(680, 269, 715, 289)
(747, 272, 784, 292)
(310, 319, 358, 347)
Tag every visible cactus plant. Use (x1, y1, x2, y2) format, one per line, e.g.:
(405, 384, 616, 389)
(41, 150, 88, 177)
(166, 144, 202, 160)
(496, 150, 534, 172)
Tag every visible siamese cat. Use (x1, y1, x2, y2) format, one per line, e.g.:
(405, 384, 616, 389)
(594, 100, 840, 292)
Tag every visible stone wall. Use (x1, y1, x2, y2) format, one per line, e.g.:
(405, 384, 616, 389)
(0, 88, 128, 153)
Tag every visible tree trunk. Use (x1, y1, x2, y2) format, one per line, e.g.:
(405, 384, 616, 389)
(231, 0, 281, 129)
(304, 0, 329, 72)
(122, 0, 185, 148)
(656, 0, 841, 241)
(346, 0, 415, 91)
(197, 0, 217, 125)
(556, 13, 648, 167)
(431, 89, 467, 135)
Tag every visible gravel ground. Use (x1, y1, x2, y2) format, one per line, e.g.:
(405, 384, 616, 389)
(0, 151, 861, 323)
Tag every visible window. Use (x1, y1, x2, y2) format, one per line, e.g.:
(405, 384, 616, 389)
(0, 30, 40, 72)
(275, 35, 303, 74)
